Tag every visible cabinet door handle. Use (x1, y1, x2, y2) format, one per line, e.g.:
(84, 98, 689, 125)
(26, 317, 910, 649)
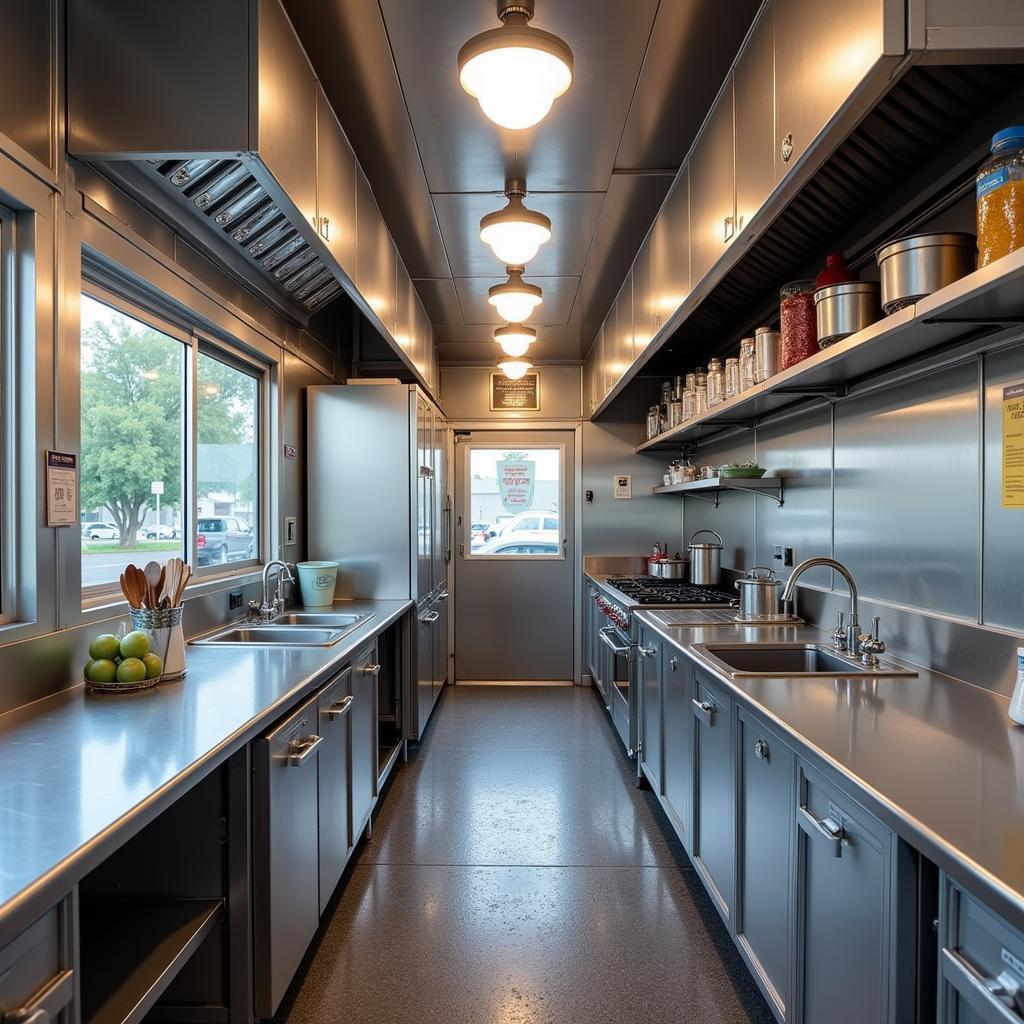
(362, 663, 382, 676)
(669, 657, 678, 671)
(326, 695, 354, 719)
(781, 131, 794, 163)
(287, 734, 323, 766)
(692, 698, 715, 725)
(419, 610, 440, 623)
(942, 947, 1024, 1023)
(2, 969, 74, 1024)
(754, 738, 769, 760)
(723, 215, 735, 242)
(598, 627, 632, 656)
(639, 646, 657, 658)
(797, 807, 845, 857)
(319, 216, 330, 241)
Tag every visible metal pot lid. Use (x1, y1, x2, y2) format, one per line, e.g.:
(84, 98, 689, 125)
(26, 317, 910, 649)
(875, 232, 978, 263)
(735, 566, 780, 587)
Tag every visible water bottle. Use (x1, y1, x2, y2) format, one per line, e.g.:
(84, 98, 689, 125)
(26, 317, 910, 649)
(1010, 648, 1024, 725)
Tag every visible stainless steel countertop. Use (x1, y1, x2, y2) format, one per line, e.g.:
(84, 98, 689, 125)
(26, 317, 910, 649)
(0, 598, 412, 941)
(635, 610, 1024, 931)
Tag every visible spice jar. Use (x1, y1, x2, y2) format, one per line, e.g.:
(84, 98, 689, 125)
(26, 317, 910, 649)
(646, 405, 660, 439)
(725, 357, 740, 399)
(693, 369, 708, 416)
(668, 395, 683, 428)
(682, 372, 696, 420)
(779, 280, 818, 370)
(706, 358, 725, 408)
(977, 126, 1024, 268)
(739, 337, 756, 391)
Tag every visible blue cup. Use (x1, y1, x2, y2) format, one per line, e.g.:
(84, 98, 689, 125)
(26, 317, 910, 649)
(296, 561, 338, 608)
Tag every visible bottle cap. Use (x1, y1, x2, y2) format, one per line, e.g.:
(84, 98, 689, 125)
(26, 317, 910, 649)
(992, 126, 1024, 152)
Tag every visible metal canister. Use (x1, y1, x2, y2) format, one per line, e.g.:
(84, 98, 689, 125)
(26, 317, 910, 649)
(688, 529, 724, 585)
(725, 357, 740, 399)
(734, 566, 783, 620)
(754, 326, 780, 383)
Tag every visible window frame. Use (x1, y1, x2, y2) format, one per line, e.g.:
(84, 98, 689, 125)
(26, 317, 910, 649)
(0, 203, 14, 624)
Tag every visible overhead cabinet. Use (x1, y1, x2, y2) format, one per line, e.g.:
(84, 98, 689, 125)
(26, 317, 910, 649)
(315, 84, 357, 283)
(648, 167, 690, 338)
(357, 167, 398, 339)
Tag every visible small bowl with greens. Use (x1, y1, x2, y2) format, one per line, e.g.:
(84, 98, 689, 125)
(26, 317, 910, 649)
(719, 461, 766, 479)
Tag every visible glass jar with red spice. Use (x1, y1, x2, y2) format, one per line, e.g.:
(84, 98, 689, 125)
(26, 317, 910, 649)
(779, 280, 818, 370)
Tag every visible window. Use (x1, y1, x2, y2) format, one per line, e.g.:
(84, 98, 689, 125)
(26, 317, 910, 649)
(80, 289, 264, 599)
(196, 350, 259, 571)
(79, 294, 186, 590)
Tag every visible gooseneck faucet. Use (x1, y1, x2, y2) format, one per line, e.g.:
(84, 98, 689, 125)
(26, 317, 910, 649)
(781, 557, 860, 653)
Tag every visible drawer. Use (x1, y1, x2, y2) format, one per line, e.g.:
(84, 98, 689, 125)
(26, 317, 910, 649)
(941, 879, 1024, 1023)
(0, 898, 75, 1022)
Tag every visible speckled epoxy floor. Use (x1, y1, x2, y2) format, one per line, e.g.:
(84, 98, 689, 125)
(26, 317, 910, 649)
(281, 685, 775, 1023)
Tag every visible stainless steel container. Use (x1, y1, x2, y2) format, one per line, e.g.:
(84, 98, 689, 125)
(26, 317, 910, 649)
(650, 558, 688, 579)
(813, 281, 880, 347)
(754, 326, 779, 383)
(875, 232, 977, 315)
(734, 566, 783, 619)
(688, 529, 723, 585)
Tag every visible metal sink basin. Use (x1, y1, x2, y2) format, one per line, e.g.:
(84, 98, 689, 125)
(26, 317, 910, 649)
(696, 643, 918, 678)
(194, 625, 350, 647)
(272, 611, 370, 628)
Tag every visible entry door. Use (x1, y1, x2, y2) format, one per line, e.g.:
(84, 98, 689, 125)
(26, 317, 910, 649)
(455, 430, 575, 682)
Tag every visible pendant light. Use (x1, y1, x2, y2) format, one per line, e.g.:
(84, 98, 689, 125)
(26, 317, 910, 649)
(495, 323, 536, 358)
(488, 266, 543, 323)
(458, 1, 573, 131)
(498, 359, 532, 380)
(480, 179, 551, 266)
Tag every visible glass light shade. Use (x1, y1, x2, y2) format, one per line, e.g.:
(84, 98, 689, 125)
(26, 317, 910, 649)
(480, 194, 551, 266)
(498, 359, 532, 380)
(495, 323, 536, 358)
(458, 16, 573, 130)
(488, 267, 543, 322)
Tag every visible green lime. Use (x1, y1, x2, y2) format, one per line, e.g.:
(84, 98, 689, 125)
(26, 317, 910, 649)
(120, 630, 151, 659)
(116, 657, 147, 684)
(142, 653, 163, 679)
(89, 634, 120, 661)
(86, 659, 117, 683)
(83, 659, 94, 678)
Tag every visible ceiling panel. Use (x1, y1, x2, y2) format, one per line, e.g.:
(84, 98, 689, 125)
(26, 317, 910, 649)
(413, 277, 463, 325)
(378, 0, 659, 193)
(454, 276, 579, 326)
(432, 190, 607, 278)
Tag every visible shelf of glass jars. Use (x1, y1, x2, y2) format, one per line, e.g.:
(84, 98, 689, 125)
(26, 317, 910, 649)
(634, 245, 1024, 454)
(652, 475, 785, 508)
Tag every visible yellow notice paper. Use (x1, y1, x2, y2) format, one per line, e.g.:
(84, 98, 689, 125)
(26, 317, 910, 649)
(1004, 382, 1024, 508)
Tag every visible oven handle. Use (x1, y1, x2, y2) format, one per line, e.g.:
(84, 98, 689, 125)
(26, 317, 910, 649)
(598, 626, 634, 656)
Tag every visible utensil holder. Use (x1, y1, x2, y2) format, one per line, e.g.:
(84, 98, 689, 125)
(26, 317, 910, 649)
(130, 606, 186, 681)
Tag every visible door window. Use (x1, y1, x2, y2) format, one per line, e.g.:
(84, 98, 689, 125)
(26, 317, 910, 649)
(466, 446, 563, 558)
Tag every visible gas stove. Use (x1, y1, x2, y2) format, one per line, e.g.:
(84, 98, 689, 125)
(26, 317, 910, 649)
(603, 576, 737, 607)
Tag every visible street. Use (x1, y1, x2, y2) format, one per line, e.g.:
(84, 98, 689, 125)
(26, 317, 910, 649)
(81, 547, 178, 588)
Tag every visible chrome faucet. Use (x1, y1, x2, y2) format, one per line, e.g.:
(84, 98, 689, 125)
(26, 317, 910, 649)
(781, 557, 860, 653)
(251, 560, 295, 622)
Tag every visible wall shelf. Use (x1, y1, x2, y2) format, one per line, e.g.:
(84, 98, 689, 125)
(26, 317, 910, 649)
(653, 476, 784, 508)
(635, 245, 1024, 453)
(80, 898, 224, 1024)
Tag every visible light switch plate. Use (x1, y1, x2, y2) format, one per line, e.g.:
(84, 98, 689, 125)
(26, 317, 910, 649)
(284, 516, 297, 545)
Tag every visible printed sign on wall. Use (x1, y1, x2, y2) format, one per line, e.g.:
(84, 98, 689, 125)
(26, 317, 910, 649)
(1004, 381, 1024, 508)
(490, 372, 540, 411)
(497, 458, 536, 512)
(46, 450, 78, 526)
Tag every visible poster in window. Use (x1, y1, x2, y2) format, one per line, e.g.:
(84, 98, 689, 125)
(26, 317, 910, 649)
(497, 458, 536, 512)
(1004, 381, 1024, 508)
(46, 450, 78, 526)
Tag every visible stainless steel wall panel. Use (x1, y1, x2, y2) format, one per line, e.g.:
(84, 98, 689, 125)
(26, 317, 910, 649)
(834, 364, 979, 619)
(982, 342, 1024, 633)
(440, 366, 582, 422)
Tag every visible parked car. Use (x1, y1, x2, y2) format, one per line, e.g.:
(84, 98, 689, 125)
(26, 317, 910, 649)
(196, 516, 255, 565)
(82, 522, 120, 540)
(141, 523, 180, 540)
(495, 510, 559, 536)
(477, 531, 560, 555)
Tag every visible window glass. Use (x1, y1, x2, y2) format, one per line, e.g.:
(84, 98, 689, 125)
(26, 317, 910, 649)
(80, 295, 185, 590)
(196, 351, 259, 569)
(468, 447, 561, 557)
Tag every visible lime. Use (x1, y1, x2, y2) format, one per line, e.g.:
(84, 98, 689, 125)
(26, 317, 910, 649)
(89, 634, 121, 661)
(86, 659, 118, 684)
(142, 653, 163, 679)
(116, 657, 147, 684)
(83, 659, 94, 678)
(120, 630, 151, 659)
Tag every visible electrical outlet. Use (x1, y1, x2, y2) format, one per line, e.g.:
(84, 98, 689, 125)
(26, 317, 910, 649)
(229, 590, 243, 610)
(284, 516, 297, 545)
(773, 544, 783, 562)
(784, 546, 796, 567)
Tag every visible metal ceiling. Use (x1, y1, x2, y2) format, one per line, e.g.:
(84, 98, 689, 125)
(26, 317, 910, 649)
(283, 0, 760, 363)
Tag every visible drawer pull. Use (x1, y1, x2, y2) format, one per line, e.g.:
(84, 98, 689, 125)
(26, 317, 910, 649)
(287, 734, 323, 766)
(2, 969, 74, 1024)
(598, 627, 632, 656)
(692, 698, 715, 725)
(419, 610, 440, 623)
(942, 947, 1024, 1023)
(361, 663, 382, 676)
(326, 695, 354, 719)
(798, 807, 844, 857)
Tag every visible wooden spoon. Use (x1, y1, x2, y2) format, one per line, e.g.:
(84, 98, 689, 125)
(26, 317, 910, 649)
(174, 564, 193, 606)
(144, 561, 162, 609)
(123, 564, 145, 608)
(162, 559, 181, 607)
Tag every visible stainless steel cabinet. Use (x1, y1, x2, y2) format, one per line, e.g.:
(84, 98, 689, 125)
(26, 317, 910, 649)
(585, 585, 600, 683)
(315, 84, 357, 282)
(0, 899, 75, 1024)
(317, 668, 353, 912)
(395, 269, 415, 356)
(638, 623, 662, 793)
(631, 238, 655, 358)
(649, 167, 690, 342)
(356, 167, 397, 336)
(584, 326, 605, 415)
(774, 0, 900, 183)
(662, 647, 692, 847)
(795, 762, 897, 1024)
(607, 270, 633, 389)
(416, 604, 435, 737)
(351, 642, 379, 840)
(253, 693, 321, 1018)
(688, 80, 736, 290)
(416, 394, 434, 604)
(0, 0, 55, 172)
(736, 708, 794, 1020)
(692, 672, 734, 921)
(734, 3, 775, 242)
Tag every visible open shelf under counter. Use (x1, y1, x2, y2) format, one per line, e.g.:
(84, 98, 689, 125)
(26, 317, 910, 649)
(653, 476, 784, 507)
(80, 898, 224, 1024)
(635, 246, 1024, 453)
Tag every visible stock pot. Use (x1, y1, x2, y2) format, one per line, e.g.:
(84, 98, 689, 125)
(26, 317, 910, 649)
(734, 566, 783, 620)
(687, 530, 723, 585)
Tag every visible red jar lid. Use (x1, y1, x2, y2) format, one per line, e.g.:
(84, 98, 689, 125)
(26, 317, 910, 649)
(815, 252, 855, 288)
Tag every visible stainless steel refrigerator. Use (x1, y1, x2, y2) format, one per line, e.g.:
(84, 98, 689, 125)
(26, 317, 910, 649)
(307, 383, 450, 739)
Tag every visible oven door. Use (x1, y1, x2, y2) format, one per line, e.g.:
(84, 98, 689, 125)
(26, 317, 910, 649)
(598, 624, 635, 753)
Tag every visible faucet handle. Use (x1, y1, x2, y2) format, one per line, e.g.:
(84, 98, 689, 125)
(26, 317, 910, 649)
(872, 615, 881, 641)
(833, 610, 847, 651)
(859, 616, 886, 665)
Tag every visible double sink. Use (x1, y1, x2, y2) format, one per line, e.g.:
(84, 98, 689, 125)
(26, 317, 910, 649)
(694, 642, 918, 678)
(192, 611, 373, 648)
